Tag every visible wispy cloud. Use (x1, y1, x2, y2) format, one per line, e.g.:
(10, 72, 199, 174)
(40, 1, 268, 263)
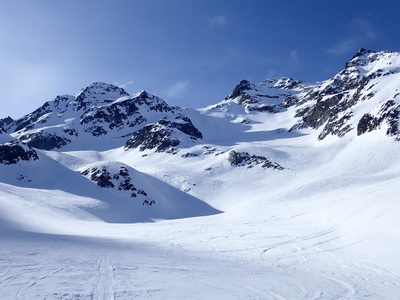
(287, 49, 302, 74)
(210, 15, 227, 27)
(327, 18, 378, 55)
(352, 18, 377, 40)
(114, 80, 134, 89)
(290, 50, 300, 65)
(164, 81, 190, 98)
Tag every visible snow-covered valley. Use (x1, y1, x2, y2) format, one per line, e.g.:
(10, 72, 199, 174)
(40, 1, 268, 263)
(1, 49, 400, 299)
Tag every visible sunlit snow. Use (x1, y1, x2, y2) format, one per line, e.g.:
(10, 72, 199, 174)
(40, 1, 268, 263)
(1, 49, 400, 299)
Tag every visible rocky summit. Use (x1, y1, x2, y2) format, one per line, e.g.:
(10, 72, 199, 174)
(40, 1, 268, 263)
(1, 82, 201, 152)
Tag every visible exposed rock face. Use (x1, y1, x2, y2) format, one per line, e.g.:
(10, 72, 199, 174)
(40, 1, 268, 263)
(0, 117, 13, 131)
(170, 117, 203, 139)
(0, 141, 39, 165)
(126, 125, 180, 153)
(73, 82, 129, 111)
(357, 113, 379, 135)
(81, 165, 154, 205)
(228, 150, 284, 170)
(357, 100, 400, 139)
(82, 166, 116, 188)
(210, 49, 400, 142)
(124, 117, 203, 152)
(19, 132, 71, 150)
(133, 91, 173, 113)
(226, 79, 255, 101)
(78, 91, 173, 138)
(217, 77, 307, 113)
(291, 49, 400, 140)
(12, 95, 74, 133)
(292, 82, 375, 140)
(80, 99, 144, 136)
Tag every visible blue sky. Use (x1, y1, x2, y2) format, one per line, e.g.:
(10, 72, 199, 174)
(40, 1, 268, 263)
(1, 0, 400, 118)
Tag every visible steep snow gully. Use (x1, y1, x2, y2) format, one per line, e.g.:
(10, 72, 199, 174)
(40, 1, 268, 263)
(1, 49, 400, 299)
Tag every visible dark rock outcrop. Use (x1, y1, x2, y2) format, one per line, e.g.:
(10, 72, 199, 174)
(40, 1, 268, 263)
(290, 49, 400, 140)
(226, 80, 255, 100)
(228, 150, 284, 170)
(357, 113, 380, 136)
(357, 100, 400, 139)
(0, 141, 39, 165)
(81, 165, 154, 204)
(0, 116, 13, 131)
(134, 91, 173, 113)
(14, 102, 52, 132)
(19, 132, 71, 150)
(79, 98, 147, 136)
(124, 117, 203, 152)
(222, 78, 304, 113)
(82, 166, 115, 188)
(73, 82, 129, 111)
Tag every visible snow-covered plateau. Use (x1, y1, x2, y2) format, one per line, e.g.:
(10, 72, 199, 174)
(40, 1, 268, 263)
(1, 49, 400, 299)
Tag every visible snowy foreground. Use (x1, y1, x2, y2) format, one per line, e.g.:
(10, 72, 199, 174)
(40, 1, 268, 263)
(1, 129, 400, 300)
(1, 209, 399, 300)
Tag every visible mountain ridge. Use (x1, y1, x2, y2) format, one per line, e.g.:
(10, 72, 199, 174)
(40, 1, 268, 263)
(1, 48, 400, 222)
(2, 48, 400, 152)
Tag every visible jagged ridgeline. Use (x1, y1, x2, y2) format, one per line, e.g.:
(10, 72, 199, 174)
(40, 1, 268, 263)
(1, 48, 400, 222)
(2, 48, 400, 156)
(0, 83, 203, 152)
(207, 48, 400, 141)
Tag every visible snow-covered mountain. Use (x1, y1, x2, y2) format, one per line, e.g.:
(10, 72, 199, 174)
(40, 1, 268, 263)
(292, 48, 400, 140)
(3, 48, 400, 155)
(1, 82, 202, 152)
(1, 49, 400, 299)
(205, 48, 400, 141)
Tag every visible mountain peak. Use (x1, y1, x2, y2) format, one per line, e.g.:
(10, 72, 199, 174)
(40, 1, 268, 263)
(351, 48, 374, 59)
(76, 82, 129, 98)
(0, 116, 14, 131)
(73, 82, 129, 111)
(345, 48, 399, 70)
(261, 77, 302, 90)
(226, 80, 255, 100)
(81, 81, 128, 92)
(136, 90, 150, 99)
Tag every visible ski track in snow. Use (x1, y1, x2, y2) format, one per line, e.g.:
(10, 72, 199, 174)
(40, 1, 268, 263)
(93, 251, 116, 300)
(1, 215, 399, 300)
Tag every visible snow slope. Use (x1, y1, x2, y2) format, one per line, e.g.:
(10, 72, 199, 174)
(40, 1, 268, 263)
(1, 49, 400, 299)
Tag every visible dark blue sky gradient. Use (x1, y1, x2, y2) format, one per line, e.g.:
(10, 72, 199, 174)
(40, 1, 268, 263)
(1, 0, 400, 117)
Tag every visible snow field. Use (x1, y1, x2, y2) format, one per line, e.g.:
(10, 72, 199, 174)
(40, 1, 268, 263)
(1, 125, 400, 299)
